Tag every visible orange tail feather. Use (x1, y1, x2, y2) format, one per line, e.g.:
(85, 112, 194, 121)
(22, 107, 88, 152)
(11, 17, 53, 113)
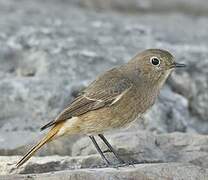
(16, 122, 63, 168)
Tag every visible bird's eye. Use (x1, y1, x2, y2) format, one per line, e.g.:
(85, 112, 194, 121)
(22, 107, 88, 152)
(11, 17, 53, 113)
(150, 57, 160, 66)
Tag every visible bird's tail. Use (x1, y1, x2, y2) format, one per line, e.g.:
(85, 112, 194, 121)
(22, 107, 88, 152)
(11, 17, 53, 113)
(16, 122, 63, 168)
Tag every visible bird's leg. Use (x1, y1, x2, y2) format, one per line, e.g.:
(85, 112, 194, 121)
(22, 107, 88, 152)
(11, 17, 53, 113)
(98, 134, 125, 164)
(98, 134, 135, 167)
(89, 136, 111, 166)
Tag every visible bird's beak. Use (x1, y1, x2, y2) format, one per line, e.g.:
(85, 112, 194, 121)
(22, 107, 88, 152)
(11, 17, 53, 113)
(174, 62, 186, 68)
(170, 62, 186, 69)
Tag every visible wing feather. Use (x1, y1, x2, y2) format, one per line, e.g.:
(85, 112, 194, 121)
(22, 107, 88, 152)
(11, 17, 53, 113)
(41, 68, 132, 130)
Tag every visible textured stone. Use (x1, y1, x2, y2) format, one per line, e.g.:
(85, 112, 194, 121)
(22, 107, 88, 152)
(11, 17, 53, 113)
(1, 162, 208, 180)
(1, 131, 208, 176)
(51, 0, 208, 15)
(72, 131, 208, 168)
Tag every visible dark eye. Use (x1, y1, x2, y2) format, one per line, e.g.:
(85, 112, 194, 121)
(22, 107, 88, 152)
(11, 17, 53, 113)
(150, 57, 160, 66)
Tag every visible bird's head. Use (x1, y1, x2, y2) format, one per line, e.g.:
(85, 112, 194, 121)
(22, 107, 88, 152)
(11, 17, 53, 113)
(128, 49, 186, 87)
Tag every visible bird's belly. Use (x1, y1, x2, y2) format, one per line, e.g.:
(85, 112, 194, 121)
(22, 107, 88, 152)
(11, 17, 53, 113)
(61, 91, 156, 135)
(77, 95, 140, 134)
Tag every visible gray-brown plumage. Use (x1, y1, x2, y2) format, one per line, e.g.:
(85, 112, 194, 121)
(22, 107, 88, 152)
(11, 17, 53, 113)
(16, 49, 185, 167)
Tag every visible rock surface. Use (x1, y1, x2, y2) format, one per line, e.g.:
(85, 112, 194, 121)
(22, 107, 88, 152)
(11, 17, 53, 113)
(1, 131, 208, 178)
(68, 0, 208, 15)
(1, 163, 208, 180)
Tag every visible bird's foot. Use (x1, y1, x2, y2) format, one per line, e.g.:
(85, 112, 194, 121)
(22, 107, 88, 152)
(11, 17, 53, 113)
(102, 149, 112, 153)
(104, 160, 135, 169)
(120, 160, 136, 168)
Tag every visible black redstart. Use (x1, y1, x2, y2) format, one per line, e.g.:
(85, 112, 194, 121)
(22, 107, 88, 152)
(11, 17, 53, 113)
(16, 49, 185, 167)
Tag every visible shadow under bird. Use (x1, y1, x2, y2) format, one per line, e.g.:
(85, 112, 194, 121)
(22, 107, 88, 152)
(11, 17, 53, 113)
(16, 49, 186, 168)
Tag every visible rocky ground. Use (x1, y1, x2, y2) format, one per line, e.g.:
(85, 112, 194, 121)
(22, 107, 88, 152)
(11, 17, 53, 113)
(1, 132, 208, 178)
(0, 0, 208, 179)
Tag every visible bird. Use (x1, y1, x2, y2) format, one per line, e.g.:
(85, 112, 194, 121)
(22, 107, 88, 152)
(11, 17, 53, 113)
(16, 49, 186, 168)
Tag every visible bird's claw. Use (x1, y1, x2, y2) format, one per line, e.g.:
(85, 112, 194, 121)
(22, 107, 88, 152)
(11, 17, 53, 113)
(102, 149, 112, 153)
(105, 160, 135, 169)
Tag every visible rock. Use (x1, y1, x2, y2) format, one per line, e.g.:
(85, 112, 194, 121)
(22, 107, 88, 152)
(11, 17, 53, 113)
(168, 71, 194, 99)
(60, 0, 208, 15)
(1, 161, 208, 180)
(0, 155, 105, 175)
(72, 131, 208, 169)
(1, 131, 208, 176)
(143, 86, 192, 133)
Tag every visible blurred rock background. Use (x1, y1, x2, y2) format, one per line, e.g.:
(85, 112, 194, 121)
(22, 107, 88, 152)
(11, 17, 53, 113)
(0, 0, 208, 179)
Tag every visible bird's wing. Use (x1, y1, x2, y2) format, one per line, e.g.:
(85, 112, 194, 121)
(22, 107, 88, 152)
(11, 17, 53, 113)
(41, 68, 133, 130)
